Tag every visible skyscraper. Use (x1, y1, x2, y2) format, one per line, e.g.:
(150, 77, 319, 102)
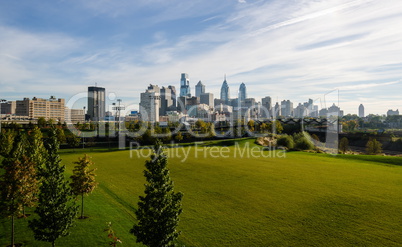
(238, 83, 247, 103)
(195, 81, 205, 98)
(358, 104, 364, 118)
(220, 76, 230, 105)
(168, 85, 176, 110)
(261, 96, 272, 118)
(139, 85, 160, 122)
(160, 86, 174, 116)
(200, 93, 214, 108)
(88, 86, 106, 121)
(179, 73, 191, 97)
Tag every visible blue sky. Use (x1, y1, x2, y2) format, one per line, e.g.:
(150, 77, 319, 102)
(1, 0, 402, 115)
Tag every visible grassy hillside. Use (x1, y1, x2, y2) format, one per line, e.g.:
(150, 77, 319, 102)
(1, 141, 402, 246)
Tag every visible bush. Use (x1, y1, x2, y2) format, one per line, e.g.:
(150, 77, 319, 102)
(277, 135, 294, 149)
(293, 132, 315, 150)
(366, 138, 382, 155)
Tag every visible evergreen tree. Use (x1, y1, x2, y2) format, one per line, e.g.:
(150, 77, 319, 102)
(29, 129, 78, 247)
(131, 141, 183, 247)
(70, 154, 98, 219)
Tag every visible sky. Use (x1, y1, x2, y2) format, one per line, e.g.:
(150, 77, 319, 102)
(1, 0, 402, 115)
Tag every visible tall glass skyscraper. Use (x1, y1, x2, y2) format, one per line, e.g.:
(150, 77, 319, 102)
(195, 81, 205, 98)
(179, 73, 191, 97)
(238, 82, 247, 102)
(220, 76, 230, 105)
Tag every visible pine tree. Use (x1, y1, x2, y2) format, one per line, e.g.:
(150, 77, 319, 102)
(27, 127, 47, 175)
(131, 140, 183, 247)
(29, 129, 78, 247)
(0, 133, 39, 247)
(0, 129, 16, 157)
(70, 154, 98, 219)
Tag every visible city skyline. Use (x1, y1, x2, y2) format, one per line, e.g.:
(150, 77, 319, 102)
(1, 0, 402, 115)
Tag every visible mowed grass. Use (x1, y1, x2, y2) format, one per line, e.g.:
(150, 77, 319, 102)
(1, 139, 402, 246)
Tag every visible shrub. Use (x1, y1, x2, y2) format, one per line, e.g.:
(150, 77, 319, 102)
(277, 135, 294, 149)
(293, 132, 315, 150)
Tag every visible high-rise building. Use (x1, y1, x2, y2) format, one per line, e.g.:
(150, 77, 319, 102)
(88, 86, 106, 121)
(238, 83, 247, 103)
(16, 96, 65, 121)
(220, 76, 230, 105)
(139, 85, 160, 122)
(261, 96, 272, 118)
(168, 85, 176, 110)
(179, 73, 191, 97)
(274, 102, 281, 118)
(358, 104, 364, 118)
(160, 86, 175, 116)
(0, 101, 16, 115)
(65, 108, 85, 123)
(280, 100, 293, 117)
(195, 81, 205, 98)
(200, 93, 214, 107)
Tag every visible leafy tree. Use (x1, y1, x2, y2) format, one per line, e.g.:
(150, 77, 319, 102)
(29, 129, 78, 247)
(27, 127, 47, 174)
(268, 120, 283, 134)
(0, 134, 39, 247)
(131, 141, 183, 247)
(104, 222, 122, 246)
(70, 154, 98, 219)
(67, 135, 81, 150)
(247, 120, 255, 132)
(174, 132, 183, 143)
(339, 137, 349, 154)
(366, 138, 382, 155)
(37, 117, 47, 128)
(56, 127, 66, 144)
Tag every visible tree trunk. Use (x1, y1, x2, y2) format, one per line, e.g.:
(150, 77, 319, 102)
(11, 214, 15, 247)
(52, 240, 55, 247)
(81, 193, 84, 218)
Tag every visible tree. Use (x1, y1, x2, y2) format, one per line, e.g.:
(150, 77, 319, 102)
(104, 222, 122, 246)
(67, 135, 81, 150)
(37, 117, 47, 128)
(0, 129, 16, 157)
(0, 134, 39, 247)
(339, 137, 349, 154)
(366, 138, 382, 155)
(27, 127, 47, 175)
(56, 127, 66, 144)
(131, 141, 183, 247)
(174, 132, 183, 143)
(70, 154, 98, 219)
(29, 129, 78, 247)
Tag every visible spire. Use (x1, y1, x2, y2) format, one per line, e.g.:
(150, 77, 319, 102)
(224, 74, 226, 81)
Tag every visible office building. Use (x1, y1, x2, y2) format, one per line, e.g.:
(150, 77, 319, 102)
(88, 86, 106, 121)
(139, 85, 160, 122)
(168, 85, 177, 110)
(387, 109, 399, 116)
(16, 96, 65, 121)
(0, 101, 16, 115)
(160, 86, 175, 116)
(200, 93, 214, 107)
(65, 108, 85, 123)
(358, 104, 364, 118)
(261, 96, 272, 118)
(220, 76, 230, 105)
(280, 100, 293, 117)
(179, 73, 191, 97)
(195, 81, 205, 98)
(238, 83, 247, 103)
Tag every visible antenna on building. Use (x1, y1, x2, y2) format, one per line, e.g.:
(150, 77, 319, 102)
(95, 82, 97, 87)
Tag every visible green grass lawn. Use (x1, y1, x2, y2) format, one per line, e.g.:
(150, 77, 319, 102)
(1, 139, 402, 246)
